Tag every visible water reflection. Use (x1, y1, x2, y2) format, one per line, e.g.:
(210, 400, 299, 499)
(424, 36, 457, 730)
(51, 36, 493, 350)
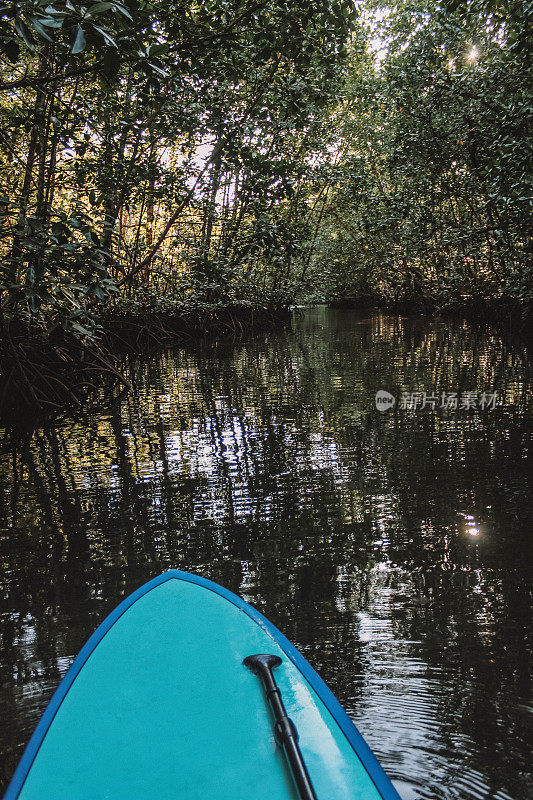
(0, 309, 531, 799)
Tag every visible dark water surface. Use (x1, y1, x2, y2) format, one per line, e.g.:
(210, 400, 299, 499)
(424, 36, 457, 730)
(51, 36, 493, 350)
(1, 309, 532, 799)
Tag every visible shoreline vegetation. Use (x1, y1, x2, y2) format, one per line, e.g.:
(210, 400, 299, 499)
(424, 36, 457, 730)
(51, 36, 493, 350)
(328, 294, 533, 340)
(0, 293, 528, 423)
(0, 299, 292, 420)
(1, 0, 531, 421)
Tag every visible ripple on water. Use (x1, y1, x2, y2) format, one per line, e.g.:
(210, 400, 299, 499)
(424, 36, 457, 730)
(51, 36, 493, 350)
(0, 309, 531, 798)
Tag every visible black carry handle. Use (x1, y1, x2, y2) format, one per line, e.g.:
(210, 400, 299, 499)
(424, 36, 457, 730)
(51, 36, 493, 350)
(243, 654, 318, 800)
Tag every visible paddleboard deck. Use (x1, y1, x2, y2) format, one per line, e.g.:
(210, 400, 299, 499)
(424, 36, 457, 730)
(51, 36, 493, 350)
(4, 570, 402, 800)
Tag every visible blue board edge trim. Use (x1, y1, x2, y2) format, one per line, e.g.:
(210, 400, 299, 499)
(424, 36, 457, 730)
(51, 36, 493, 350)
(4, 569, 402, 800)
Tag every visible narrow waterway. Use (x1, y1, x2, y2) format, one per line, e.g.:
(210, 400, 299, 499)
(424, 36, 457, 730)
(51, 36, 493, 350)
(1, 308, 531, 799)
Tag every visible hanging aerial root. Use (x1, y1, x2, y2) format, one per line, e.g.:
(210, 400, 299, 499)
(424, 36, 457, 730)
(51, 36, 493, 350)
(0, 319, 129, 424)
(101, 302, 292, 352)
(0, 303, 291, 424)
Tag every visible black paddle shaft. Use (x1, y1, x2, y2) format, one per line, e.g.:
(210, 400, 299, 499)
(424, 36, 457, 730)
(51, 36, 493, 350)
(243, 654, 318, 800)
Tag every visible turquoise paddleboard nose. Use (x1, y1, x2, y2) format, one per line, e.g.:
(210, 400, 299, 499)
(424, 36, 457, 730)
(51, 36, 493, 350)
(4, 570, 402, 800)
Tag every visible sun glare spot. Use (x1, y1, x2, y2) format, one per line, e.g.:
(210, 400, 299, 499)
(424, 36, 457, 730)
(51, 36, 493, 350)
(467, 46, 479, 62)
(460, 512, 481, 537)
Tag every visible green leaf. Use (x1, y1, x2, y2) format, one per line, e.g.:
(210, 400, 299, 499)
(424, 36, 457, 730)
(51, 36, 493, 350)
(88, 1, 133, 20)
(147, 43, 168, 57)
(71, 322, 95, 337)
(113, 3, 133, 21)
(14, 19, 36, 51)
(38, 15, 64, 28)
(88, 2, 115, 15)
(92, 24, 117, 47)
(30, 17, 54, 42)
(71, 24, 86, 53)
(148, 62, 169, 78)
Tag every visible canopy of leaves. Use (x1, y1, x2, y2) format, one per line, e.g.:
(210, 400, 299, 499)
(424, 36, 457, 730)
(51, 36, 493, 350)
(312, 0, 532, 314)
(0, 0, 355, 335)
(1, 0, 530, 342)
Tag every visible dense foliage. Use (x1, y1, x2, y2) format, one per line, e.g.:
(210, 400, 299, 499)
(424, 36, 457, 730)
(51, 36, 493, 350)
(314, 0, 532, 314)
(0, 0, 531, 345)
(0, 0, 353, 337)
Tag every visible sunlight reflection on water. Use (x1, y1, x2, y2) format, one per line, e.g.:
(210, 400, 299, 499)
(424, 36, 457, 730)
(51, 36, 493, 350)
(0, 308, 531, 799)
